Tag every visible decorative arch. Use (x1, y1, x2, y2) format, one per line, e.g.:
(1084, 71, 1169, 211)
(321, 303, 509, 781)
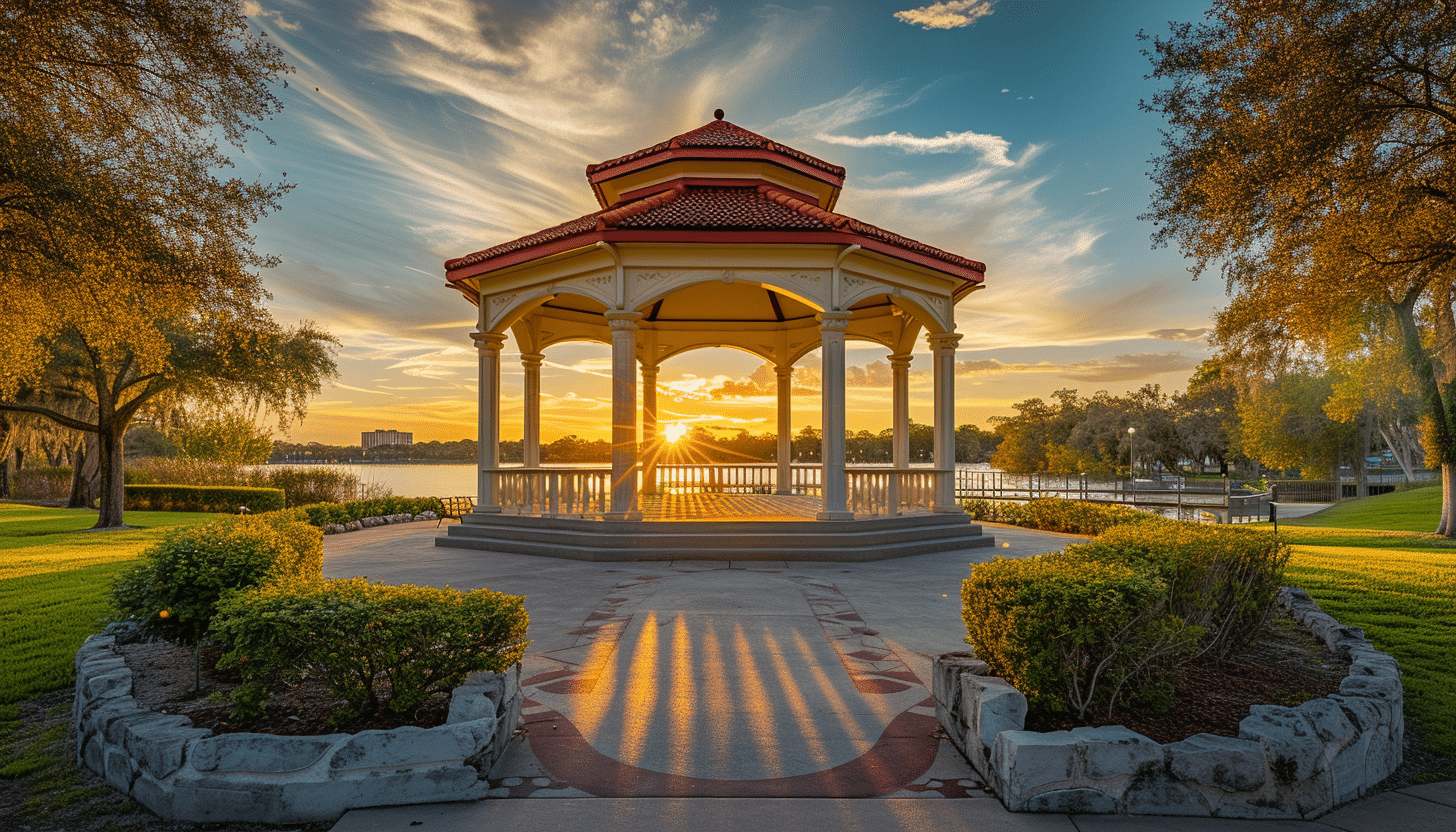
(654, 341, 779, 366)
(626, 269, 831, 314)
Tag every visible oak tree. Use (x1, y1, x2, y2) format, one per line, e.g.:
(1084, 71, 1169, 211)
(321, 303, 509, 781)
(1144, 0, 1456, 532)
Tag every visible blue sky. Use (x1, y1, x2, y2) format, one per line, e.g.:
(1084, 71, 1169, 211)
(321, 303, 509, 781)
(235, 0, 1226, 444)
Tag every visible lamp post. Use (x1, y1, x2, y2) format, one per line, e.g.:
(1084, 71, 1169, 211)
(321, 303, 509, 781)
(1127, 426, 1137, 502)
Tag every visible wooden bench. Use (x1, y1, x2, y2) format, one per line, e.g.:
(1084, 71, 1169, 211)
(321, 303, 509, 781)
(434, 496, 476, 526)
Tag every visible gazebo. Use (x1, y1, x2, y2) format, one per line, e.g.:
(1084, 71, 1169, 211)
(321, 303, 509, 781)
(437, 111, 994, 560)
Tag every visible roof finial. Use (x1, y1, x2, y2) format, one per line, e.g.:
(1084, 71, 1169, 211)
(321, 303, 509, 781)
(713, 108, 724, 121)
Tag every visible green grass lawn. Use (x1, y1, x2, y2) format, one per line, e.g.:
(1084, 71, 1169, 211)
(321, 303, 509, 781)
(0, 504, 219, 712)
(1283, 483, 1446, 533)
(0, 504, 220, 819)
(1274, 485, 1456, 759)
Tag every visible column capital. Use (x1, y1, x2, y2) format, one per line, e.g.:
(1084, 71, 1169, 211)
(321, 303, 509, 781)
(888, 353, 914, 370)
(520, 352, 545, 368)
(606, 310, 643, 330)
(775, 364, 795, 381)
(641, 363, 659, 378)
(471, 331, 507, 350)
(927, 331, 963, 351)
(817, 310, 852, 332)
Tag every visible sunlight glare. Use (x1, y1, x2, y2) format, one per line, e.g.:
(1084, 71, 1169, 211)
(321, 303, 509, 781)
(664, 422, 688, 443)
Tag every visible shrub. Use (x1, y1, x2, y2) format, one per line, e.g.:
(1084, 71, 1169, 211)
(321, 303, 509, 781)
(11, 466, 72, 500)
(1067, 523, 1290, 659)
(125, 457, 368, 507)
(125, 457, 244, 486)
(963, 497, 1161, 536)
(111, 514, 322, 643)
(962, 551, 1200, 718)
(281, 496, 439, 527)
(124, 484, 285, 513)
(213, 578, 529, 722)
(251, 466, 359, 506)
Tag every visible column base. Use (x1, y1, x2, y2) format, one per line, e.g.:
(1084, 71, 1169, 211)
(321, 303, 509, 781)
(775, 488, 793, 496)
(604, 511, 644, 521)
(472, 505, 502, 515)
(816, 511, 855, 521)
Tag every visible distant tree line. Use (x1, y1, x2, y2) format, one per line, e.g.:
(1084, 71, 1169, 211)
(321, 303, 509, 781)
(988, 364, 1422, 485)
(269, 421, 1001, 465)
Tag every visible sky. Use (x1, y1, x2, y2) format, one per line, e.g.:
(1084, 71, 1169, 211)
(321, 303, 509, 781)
(233, 0, 1229, 445)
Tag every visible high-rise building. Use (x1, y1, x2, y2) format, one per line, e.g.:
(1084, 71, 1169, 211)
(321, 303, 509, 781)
(361, 429, 413, 449)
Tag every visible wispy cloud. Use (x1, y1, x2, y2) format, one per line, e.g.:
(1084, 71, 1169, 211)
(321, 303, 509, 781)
(1149, 328, 1212, 343)
(815, 129, 1016, 166)
(956, 352, 1198, 383)
(894, 0, 996, 30)
(763, 83, 916, 136)
(243, 1, 301, 32)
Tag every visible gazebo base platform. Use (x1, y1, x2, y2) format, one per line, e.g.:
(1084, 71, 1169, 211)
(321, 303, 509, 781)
(435, 509, 995, 562)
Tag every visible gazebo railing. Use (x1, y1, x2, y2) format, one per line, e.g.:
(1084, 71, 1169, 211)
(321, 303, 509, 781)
(846, 467, 946, 516)
(485, 463, 944, 516)
(656, 463, 777, 494)
(491, 467, 611, 518)
(651, 463, 827, 496)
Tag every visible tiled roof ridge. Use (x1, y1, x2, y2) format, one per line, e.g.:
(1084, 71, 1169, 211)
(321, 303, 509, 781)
(586, 120, 845, 178)
(596, 185, 684, 229)
(757, 184, 852, 229)
(444, 209, 607, 270)
(446, 183, 985, 277)
(757, 185, 985, 273)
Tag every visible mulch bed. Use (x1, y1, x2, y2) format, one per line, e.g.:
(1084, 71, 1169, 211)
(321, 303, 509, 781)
(1022, 609, 1351, 743)
(121, 608, 1347, 743)
(118, 642, 450, 736)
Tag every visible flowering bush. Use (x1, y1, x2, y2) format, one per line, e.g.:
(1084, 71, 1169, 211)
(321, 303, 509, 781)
(110, 514, 322, 643)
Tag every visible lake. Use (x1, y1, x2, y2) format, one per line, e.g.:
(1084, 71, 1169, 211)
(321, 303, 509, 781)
(262, 462, 995, 500)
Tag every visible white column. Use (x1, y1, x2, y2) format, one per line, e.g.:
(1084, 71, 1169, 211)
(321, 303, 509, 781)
(641, 363, 659, 496)
(928, 332, 963, 513)
(521, 352, 544, 468)
(606, 311, 642, 520)
(473, 331, 506, 514)
(890, 353, 912, 469)
(817, 311, 853, 520)
(775, 364, 793, 495)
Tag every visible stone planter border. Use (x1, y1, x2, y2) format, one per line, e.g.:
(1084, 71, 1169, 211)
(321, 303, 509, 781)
(73, 634, 520, 824)
(321, 511, 437, 535)
(933, 587, 1402, 818)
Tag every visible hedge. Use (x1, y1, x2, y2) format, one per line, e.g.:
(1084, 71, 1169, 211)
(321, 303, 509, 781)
(962, 550, 1199, 719)
(278, 496, 441, 527)
(213, 578, 529, 722)
(963, 497, 1160, 536)
(111, 514, 323, 644)
(124, 484, 285, 514)
(1066, 523, 1290, 659)
(12, 466, 72, 500)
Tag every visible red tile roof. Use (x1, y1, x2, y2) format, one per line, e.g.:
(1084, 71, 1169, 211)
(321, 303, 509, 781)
(586, 119, 846, 179)
(444, 185, 985, 279)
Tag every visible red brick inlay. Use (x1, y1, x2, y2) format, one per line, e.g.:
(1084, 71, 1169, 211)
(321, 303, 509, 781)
(523, 699, 939, 797)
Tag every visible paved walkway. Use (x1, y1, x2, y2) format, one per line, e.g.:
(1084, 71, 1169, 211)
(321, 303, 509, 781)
(322, 521, 1453, 831)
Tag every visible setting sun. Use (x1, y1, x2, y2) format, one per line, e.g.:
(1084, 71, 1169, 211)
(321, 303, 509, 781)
(664, 423, 688, 444)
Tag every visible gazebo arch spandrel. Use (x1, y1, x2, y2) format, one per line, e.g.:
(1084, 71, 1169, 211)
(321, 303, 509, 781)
(439, 112, 994, 560)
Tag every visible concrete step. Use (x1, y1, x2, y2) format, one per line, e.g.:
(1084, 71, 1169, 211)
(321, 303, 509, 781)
(438, 514, 995, 561)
